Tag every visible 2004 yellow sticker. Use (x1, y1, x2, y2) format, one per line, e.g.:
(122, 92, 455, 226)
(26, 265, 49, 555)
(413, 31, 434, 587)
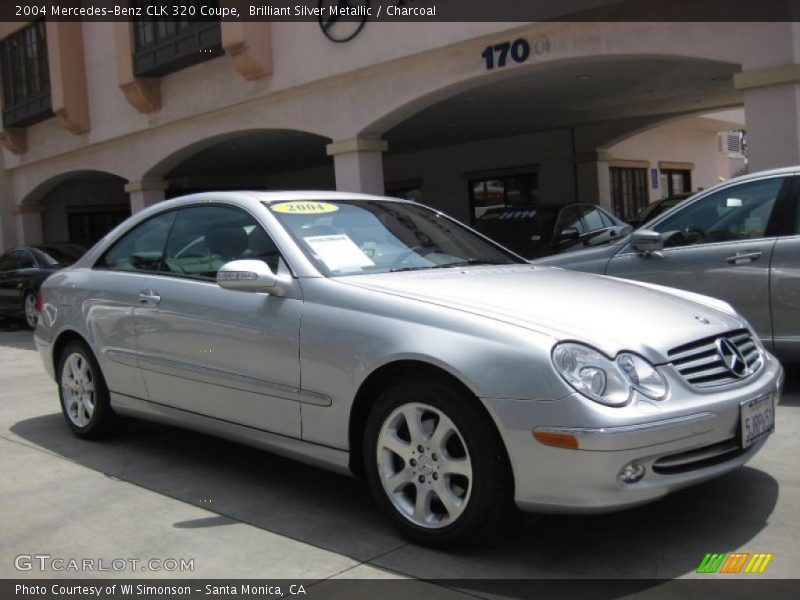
(271, 201, 339, 214)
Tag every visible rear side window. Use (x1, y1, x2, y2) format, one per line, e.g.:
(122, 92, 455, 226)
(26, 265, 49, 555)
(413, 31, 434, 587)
(161, 205, 281, 279)
(12, 250, 36, 269)
(96, 211, 176, 272)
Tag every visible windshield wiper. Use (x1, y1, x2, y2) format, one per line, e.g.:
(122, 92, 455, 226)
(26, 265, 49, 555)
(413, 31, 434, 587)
(390, 258, 514, 273)
(389, 265, 437, 273)
(431, 258, 514, 269)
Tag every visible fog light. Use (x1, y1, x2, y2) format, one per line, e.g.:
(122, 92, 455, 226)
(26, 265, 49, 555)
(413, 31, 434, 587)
(618, 462, 645, 484)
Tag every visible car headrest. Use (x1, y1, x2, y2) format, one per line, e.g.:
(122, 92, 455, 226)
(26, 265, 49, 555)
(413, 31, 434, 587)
(205, 225, 249, 259)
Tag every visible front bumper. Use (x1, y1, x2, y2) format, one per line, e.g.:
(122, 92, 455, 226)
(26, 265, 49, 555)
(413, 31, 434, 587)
(484, 352, 784, 513)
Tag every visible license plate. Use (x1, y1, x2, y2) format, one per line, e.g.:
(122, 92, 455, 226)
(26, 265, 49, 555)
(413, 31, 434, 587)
(740, 394, 775, 449)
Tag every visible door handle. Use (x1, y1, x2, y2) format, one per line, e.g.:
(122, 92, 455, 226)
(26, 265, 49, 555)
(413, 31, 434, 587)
(725, 250, 762, 264)
(137, 290, 161, 305)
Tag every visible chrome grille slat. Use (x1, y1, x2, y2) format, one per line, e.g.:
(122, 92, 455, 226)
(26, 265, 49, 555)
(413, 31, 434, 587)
(685, 365, 732, 380)
(744, 349, 759, 364)
(668, 329, 761, 389)
(675, 353, 721, 371)
(738, 340, 756, 353)
(669, 343, 717, 362)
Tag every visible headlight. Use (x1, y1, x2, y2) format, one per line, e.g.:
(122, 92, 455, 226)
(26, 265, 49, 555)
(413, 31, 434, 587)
(617, 353, 668, 400)
(552, 343, 632, 406)
(552, 343, 668, 406)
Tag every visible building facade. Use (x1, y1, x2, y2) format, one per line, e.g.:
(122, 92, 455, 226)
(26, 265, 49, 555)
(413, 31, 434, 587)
(0, 18, 798, 250)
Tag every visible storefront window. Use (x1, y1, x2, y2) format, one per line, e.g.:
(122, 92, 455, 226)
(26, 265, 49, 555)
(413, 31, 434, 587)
(662, 169, 692, 196)
(386, 183, 423, 202)
(469, 172, 538, 222)
(610, 167, 648, 221)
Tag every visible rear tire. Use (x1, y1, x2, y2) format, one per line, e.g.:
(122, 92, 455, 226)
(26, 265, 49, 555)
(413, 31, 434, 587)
(363, 378, 513, 548)
(57, 341, 121, 439)
(22, 291, 37, 330)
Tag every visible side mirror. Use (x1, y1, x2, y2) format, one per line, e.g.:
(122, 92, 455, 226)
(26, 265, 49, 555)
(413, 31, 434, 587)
(217, 260, 284, 295)
(557, 227, 580, 242)
(630, 229, 664, 254)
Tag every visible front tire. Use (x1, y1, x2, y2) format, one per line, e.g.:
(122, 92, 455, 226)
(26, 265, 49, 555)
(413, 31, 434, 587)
(57, 341, 120, 439)
(364, 378, 512, 547)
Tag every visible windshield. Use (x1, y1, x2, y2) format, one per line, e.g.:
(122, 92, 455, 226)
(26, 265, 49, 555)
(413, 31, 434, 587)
(267, 200, 523, 276)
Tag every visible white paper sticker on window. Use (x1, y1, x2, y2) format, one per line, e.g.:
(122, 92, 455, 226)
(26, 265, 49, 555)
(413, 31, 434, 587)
(304, 234, 375, 272)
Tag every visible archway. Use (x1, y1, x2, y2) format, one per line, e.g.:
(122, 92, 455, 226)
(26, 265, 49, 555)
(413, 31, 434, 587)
(20, 170, 129, 247)
(142, 129, 335, 197)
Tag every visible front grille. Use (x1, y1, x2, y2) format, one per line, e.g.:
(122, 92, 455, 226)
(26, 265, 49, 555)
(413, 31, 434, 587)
(668, 329, 762, 389)
(652, 438, 745, 475)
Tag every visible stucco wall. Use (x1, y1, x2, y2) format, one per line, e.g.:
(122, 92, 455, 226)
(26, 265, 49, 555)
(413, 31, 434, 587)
(608, 121, 726, 204)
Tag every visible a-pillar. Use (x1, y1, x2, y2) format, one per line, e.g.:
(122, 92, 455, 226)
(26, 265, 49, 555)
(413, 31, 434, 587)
(125, 180, 168, 213)
(735, 64, 800, 171)
(326, 138, 388, 195)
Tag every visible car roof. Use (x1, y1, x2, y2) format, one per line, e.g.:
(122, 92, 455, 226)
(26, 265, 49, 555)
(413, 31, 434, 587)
(247, 191, 408, 203)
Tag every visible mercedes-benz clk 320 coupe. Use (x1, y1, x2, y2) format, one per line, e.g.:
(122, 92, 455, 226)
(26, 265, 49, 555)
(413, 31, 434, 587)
(34, 192, 783, 547)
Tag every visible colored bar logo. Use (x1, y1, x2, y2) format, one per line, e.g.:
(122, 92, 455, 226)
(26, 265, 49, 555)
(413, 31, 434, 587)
(697, 552, 773, 574)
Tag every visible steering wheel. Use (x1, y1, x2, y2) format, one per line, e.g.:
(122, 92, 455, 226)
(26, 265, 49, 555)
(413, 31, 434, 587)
(389, 246, 427, 270)
(683, 227, 706, 243)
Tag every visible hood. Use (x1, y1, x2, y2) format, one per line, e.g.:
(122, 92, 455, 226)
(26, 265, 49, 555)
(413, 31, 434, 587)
(339, 265, 746, 364)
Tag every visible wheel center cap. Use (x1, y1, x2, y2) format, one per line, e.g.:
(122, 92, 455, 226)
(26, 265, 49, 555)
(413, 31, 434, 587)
(419, 456, 435, 476)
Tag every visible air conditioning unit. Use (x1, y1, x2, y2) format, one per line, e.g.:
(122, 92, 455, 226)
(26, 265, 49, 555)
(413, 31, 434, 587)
(717, 131, 744, 157)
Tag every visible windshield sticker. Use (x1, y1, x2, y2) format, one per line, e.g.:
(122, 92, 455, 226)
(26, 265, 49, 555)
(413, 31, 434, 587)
(272, 201, 339, 214)
(304, 234, 375, 272)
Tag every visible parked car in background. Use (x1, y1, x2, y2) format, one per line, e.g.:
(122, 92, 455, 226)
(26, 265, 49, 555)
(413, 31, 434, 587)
(534, 167, 800, 360)
(34, 192, 782, 547)
(0, 244, 86, 329)
(473, 202, 630, 259)
(628, 193, 692, 229)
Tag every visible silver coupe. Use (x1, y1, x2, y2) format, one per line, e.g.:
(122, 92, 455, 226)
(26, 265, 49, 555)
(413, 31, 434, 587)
(34, 191, 783, 547)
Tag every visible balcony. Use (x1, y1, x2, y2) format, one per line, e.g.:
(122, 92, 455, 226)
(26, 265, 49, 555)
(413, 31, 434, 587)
(0, 21, 53, 128)
(133, 19, 224, 78)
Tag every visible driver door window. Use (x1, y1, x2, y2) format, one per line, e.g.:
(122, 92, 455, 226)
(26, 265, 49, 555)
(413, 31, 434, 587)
(652, 177, 783, 248)
(555, 207, 584, 235)
(162, 205, 281, 279)
(97, 211, 176, 272)
(579, 207, 607, 232)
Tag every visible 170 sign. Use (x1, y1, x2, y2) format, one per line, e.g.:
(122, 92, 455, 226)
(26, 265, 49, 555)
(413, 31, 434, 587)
(481, 36, 550, 70)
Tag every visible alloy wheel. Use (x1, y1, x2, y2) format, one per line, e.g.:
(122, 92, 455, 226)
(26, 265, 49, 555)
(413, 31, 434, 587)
(376, 402, 473, 528)
(61, 352, 96, 428)
(24, 293, 37, 329)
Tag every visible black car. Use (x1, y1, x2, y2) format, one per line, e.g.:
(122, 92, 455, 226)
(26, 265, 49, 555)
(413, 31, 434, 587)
(473, 203, 631, 259)
(627, 193, 692, 228)
(0, 243, 86, 329)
